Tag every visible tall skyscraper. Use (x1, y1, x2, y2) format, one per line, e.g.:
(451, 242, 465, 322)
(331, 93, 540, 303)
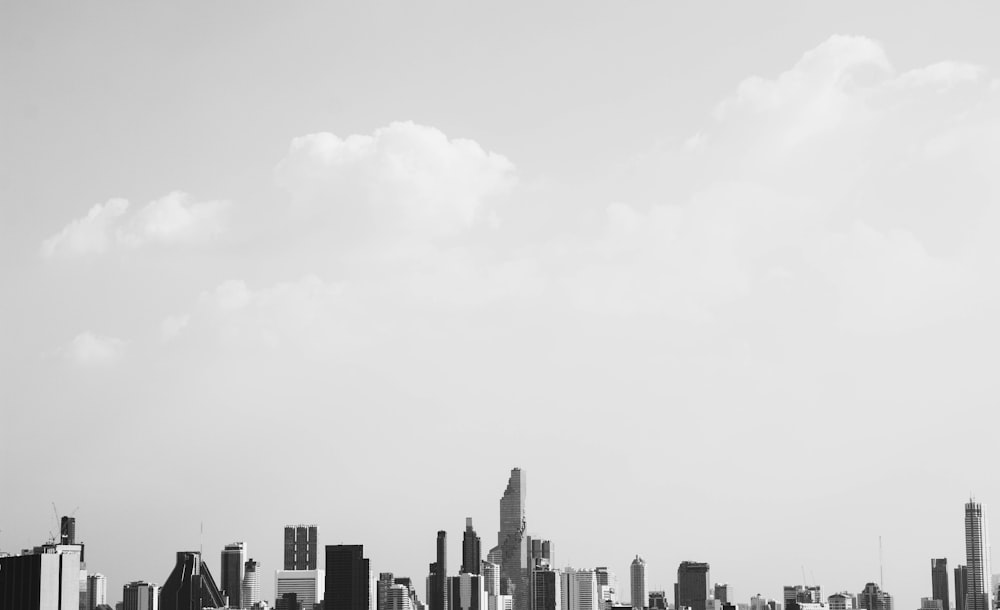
(857, 583, 892, 610)
(630, 558, 646, 610)
(713, 585, 731, 606)
(565, 570, 598, 610)
(123, 582, 160, 610)
(449, 573, 487, 610)
(242, 559, 260, 609)
(0, 544, 82, 610)
(932, 559, 950, 610)
(285, 526, 319, 571)
(955, 567, 968, 610)
(221, 542, 247, 609)
(499, 468, 528, 610)
(965, 500, 992, 610)
(430, 531, 449, 610)
(86, 574, 107, 610)
(464, 520, 482, 575)
(159, 551, 226, 610)
(326, 545, 372, 610)
(276, 570, 325, 610)
(675, 563, 710, 610)
(532, 567, 560, 610)
(483, 562, 501, 598)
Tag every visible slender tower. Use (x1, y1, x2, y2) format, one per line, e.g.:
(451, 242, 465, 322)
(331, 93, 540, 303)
(630, 557, 646, 610)
(462, 519, 482, 575)
(499, 468, 528, 610)
(965, 499, 992, 610)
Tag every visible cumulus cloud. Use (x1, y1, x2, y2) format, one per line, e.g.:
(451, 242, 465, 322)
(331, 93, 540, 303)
(274, 121, 516, 248)
(160, 314, 191, 342)
(61, 331, 125, 366)
(42, 191, 230, 258)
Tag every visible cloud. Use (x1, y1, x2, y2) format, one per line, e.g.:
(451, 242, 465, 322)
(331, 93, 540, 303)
(61, 331, 125, 366)
(42, 191, 230, 258)
(890, 61, 984, 92)
(274, 121, 516, 249)
(160, 314, 190, 342)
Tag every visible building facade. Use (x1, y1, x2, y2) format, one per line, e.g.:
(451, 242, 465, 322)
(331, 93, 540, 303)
(221, 543, 247, 609)
(285, 526, 319, 571)
(932, 559, 949, 610)
(675, 563, 710, 610)
(964, 501, 992, 610)
(326, 545, 372, 610)
(159, 551, 226, 610)
(0, 545, 83, 610)
(630, 558, 646, 610)
(464, 520, 482, 575)
(955, 566, 968, 610)
(276, 569, 324, 610)
(122, 582, 160, 610)
(86, 573, 107, 610)
(499, 469, 529, 610)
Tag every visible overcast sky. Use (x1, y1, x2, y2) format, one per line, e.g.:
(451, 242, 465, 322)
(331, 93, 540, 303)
(3, 3, 1000, 609)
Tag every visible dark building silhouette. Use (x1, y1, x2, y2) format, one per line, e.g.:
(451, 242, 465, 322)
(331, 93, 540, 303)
(60, 516, 76, 545)
(649, 591, 668, 610)
(532, 568, 559, 610)
(123, 581, 160, 610)
(932, 559, 950, 610)
(430, 531, 449, 610)
(857, 583, 892, 610)
(955, 566, 968, 610)
(278, 592, 303, 610)
(462, 519, 481, 575)
(449, 574, 485, 610)
(0, 545, 83, 610)
(379, 572, 396, 610)
(499, 468, 528, 610)
(220, 542, 246, 609)
(325, 545, 371, 610)
(285, 525, 319, 571)
(674, 562, 710, 610)
(159, 551, 226, 610)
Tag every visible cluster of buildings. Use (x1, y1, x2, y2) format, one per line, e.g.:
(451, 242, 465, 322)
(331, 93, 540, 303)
(0, 472, 994, 610)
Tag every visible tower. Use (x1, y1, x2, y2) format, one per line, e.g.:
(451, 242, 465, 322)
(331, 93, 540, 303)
(931, 559, 950, 610)
(159, 551, 226, 610)
(674, 562, 710, 610)
(955, 567, 968, 610)
(276, 569, 325, 610)
(630, 557, 646, 610)
(123, 581, 161, 610)
(429, 531, 449, 610)
(463, 519, 482, 575)
(220, 542, 247, 608)
(499, 468, 528, 610)
(86, 573, 107, 610)
(326, 545, 372, 610)
(965, 500, 992, 610)
(285, 525, 319, 571)
(241, 559, 260, 609)
(0, 544, 82, 610)
(61, 517, 77, 546)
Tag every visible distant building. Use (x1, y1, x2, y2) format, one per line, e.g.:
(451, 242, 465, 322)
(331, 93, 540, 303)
(60, 518, 77, 546)
(562, 569, 598, 610)
(464, 520, 483, 575)
(931, 559, 949, 610)
(430, 532, 449, 610)
(714, 586, 731, 606)
(285, 526, 319, 571)
(388, 584, 414, 610)
(242, 559, 261, 609)
(631, 558, 647, 610)
(785, 588, 822, 607)
(533, 567, 560, 610)
(483, 562, 501, 597)
(0, 545, 83, 610)
(159, 551, 226, 610)
(857, 583, 892, 610)
(276, 569, 324, 610)
(122, 582, 160, 610)
(675, 563, 710, 610)
(326, 545, 372, 610)
(86, 574, 107, 610)
(921, 599, 943, 610)
(499, 469, 529, 610)
(955, 567, 968, 610)
(964, 501, 992, 610)
(450, 574, 487, 610)
(828, 592, 855, 610)
(648, 591, 667, 610)
(595, 568, 616, 610)
(221, 543, 248, 608)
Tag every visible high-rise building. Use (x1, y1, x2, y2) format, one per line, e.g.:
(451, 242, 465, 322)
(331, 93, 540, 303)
(61, 517, 77, 546)
(430, 532, 449, 610)
(276, 569, 324, 610)
(713, 585, 731, 606)
(86, 574, 107, 610)
(285, 526, 319, 571)
(326, 545, 372, 610)
(483, 562, 501, 598)
(499, 469, 528, 610)
(857, 583, 891, 610)
(389, 584, 415, 610)
(784, 587, 821, 607)
(241, 559, 260, 609)
(159, 551, 226, 610)
(0, 544, 83, 610)
(675, 563, 710, 610)
(648, 592, 667, 610)
(922, 600, 944, 610)
(450, 574, 487, 610)
(381, 573, 398, 610)
(630, 558, 646, 610)
(932, 559, 950, 610)
(965, 501, 992, 610)
(464, 520, 482, 575)
(566, 570, 598, 610)
(828, 592, 855, 610)
(123, 582, 160, 610)
(955, 566, 968, 610)
(533, 568, 560, 610)
(221, 543, 247, 609)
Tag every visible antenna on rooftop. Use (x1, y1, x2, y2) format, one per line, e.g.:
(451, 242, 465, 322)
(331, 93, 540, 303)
(879, 536, 884, 589)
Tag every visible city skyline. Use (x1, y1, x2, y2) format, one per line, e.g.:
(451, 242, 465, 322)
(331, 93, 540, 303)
(4, 4, 1000, 610)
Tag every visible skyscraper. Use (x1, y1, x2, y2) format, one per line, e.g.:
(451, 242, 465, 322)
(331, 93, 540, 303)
(713, 586, 731, 606)
(326, 545, 372, 610)
(857, 583, 891, 610)
(932, 559, 950, 610)
(532, 567, 560, 610)
(483, 562, 501, 598)
(61, 517, 77, 546)
(122, 582, 160, 610)
(449, 573, 487, 610)
(241, 559, 260, 609)
(276, 569, 325, 610)
(955, 567, 968, 610)
(648, 592, 667, 610)
(674, 563, 710, 610)
(430, 531, 449, 610)
(389, 585, 415, 610)
(0, 544, 82, 610)
(86, 573, 107, 610)
(285, 526, 319, 571)
(499, 468, 528, 610)
(464, 520, 482, 575)
(220, 542, 247, 608)
(159, 551, 226, 610)
(965, 500, 992, 610)
(630, 557, 646, 610)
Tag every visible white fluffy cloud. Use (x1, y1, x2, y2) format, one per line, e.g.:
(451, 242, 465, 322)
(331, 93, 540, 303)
(42, 191, 230, 258)
(62, 331, 125, 366)
(274, 121, 516, 247)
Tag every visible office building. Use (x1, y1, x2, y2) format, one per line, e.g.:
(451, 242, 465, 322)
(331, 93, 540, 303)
(276, 569, 324, 610)
(648, 592, 667, 610)
(529, 540, 554, 569)
(381, 573, 397, 610)
(714, 586, 731, 606)
(241, 559, 260, 609)
(159, 551, 226, 610)
(285, 526, 319, 571)
(857, 583, 892, 610)
(785, 587, 822, 607)
(483, 562, 501, 597)
(922, 600, 943, 610)
(955, 567, 968, 610)
(450, 574, 487, 610)
(389, 585, 415, 610)
(430, 531, 449, 610)
(595, 568, 615, 609)
(630, 558, 646, 610)
(561, 569, 598, 610)
(221, 543, 247, 609)
(491, 597, 513, 610)
(931, 559, 949, 610)
(828, 593, 854, 610)
(326, 545, 372, 610)
(533, 568, 560, 610)
(464, 520, 482, 575)
(122, 582, 160, 610)
(499, 469, 529, 610)
(0, 544, 83, 610)
(86, 574, 107, 610)
(675, 563, 710, 610)
(61, 518, 77, 546)
(965, 501, 992, 610)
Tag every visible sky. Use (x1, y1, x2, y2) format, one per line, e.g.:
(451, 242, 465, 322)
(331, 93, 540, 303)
(2, 2, 1000, 608)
